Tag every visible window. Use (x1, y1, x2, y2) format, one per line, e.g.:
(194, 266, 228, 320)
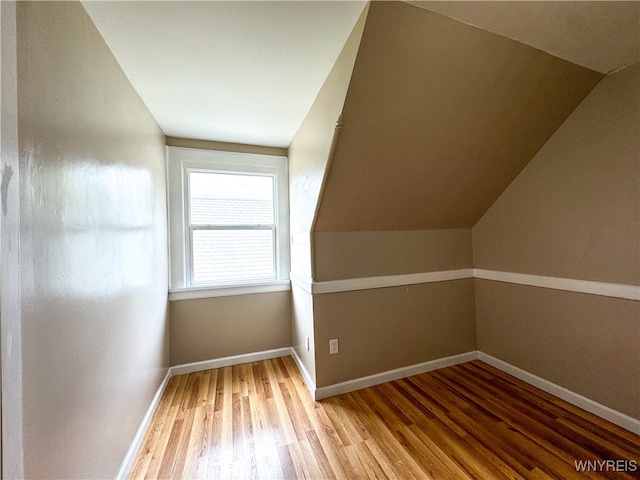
(167, 147, 290, 297)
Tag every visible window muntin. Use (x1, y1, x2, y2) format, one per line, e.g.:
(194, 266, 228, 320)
(167, 147, 290, 293)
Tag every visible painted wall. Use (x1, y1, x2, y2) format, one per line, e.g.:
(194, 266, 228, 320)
(407, 1, 640, 74)
(475, 282, 639, 418)
(311, 229, 476, 387)
(169, 292, 292, 366)
(291, 283, 316, 385)
(314, 1, 602, 232)
(473, 63, 640, 418)
(313, 229, 472, 281)
(288, 5, 368, 278)
(314, 279, 476, 387)
(16, 2, 169, 478)
(166, 136, 287, 157)
(1, 1, 24, 477)
(287, 6, 368, 382)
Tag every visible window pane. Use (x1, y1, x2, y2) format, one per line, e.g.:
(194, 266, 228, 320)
(189, 172, 274, 225)
(192, 229, 275, 283)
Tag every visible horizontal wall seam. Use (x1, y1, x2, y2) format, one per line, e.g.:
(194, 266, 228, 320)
(289, 269, 640, 301)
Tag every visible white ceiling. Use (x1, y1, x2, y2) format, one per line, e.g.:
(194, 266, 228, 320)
(83, 1, 639, 149)
(82, 1, 367, 148)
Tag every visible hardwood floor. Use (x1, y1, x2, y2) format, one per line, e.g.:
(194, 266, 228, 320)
(129, 357, 640, 479)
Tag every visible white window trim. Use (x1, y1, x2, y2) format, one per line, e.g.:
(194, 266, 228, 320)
(168, 281, 291, 301)
(167, 146, 290, 298)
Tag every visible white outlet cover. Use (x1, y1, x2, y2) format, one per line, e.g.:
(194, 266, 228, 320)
(330, 338, 339, 354)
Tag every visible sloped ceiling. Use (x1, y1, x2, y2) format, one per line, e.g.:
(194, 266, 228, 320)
(313, 1, 603, 232)
(82, 1, 637, 150)
(408, 1, 640, 74)
(82, 1, 366, 148)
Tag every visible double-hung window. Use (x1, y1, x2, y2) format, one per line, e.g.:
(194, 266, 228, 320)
(167, 147, 290, 298)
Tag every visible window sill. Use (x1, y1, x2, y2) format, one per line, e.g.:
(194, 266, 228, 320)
(168, 280, 291, 301)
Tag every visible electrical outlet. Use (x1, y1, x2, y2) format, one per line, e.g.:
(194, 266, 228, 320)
(329, 338, 339, 354)
(305, 336, 310, 351)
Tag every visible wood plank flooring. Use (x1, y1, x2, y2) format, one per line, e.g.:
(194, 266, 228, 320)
(129, 358, 640, 479)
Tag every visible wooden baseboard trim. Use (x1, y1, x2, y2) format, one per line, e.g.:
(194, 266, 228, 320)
(115, 368, 172, 480)
(314, 351, 478, 401)
(478, 352, 640, 435)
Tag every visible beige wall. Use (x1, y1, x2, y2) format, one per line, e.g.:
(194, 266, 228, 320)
(166, 136, 287, 157)
(314, 229, 472, 281)
(476, 280, 639, 418)
(287, 6, 368, 386)
(474, 63, 640, 285)
(169, 292, 291, 366)
(314, 1, 602, 232)
(16, 2, 169, 478)
(473, 64, 640, 418)
(407, 1, 640, 74)
(1, 1, 24, 477)
(309, 230, 475, 389)
(291, 284, 316, 384)
(287, 5, 368, 277)
(313, 279, 476, 387)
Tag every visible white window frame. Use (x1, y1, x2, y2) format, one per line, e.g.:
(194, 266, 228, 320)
(167, 147, 290, 300)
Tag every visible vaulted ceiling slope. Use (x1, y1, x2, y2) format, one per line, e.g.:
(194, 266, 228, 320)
(408, 1, 640, 74)
(82, 1, 366, 148)
(313, 1, 603, 232)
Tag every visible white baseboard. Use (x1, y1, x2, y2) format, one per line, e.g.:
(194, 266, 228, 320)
(478, 352, 640, 435)
(313, 350, 640, 435)
(314, 351, 478, 401)
(118, 347, 640, 478)
(169, 347, 292, 376)
(290, 347, 317, 399)
(116, 347, 293, 479)
(115, 368, 172, 480)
